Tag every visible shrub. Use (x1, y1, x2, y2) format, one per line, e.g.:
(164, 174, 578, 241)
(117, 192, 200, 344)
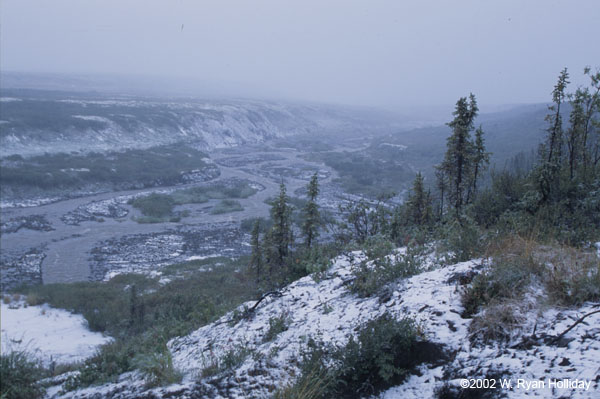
(0, 350, 46, 399)
(200, 343, 252, 378)
(134, 350, 182, 388)
(439, 217, 485, 262)
(461, 254, 534, 317)
(273, 367, 332, 399)
(263, 313, 290, 342)
(287, 315, 425, 398)
(539, 245, 600, 305)
(66, 340, 133, 389)
(469, 302, 525, 343)
(350, 236, 423, 297)
(291, 246, 333, 282)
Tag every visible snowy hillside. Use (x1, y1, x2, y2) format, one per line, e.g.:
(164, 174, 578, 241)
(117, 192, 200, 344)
(44, 250, 600, 398)
(0, 91, 395, 157)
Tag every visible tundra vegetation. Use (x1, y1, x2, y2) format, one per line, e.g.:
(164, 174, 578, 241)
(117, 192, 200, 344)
(2, 67, 599, 398)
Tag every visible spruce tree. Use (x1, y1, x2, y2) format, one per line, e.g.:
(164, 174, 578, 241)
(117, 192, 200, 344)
(577, 67, 600, 176)
(406, 172, 432, 225)
(567, 89, 585, 180)
(268, 182, 293, 270)
(302, 173, 320, 248)
(545, 68, 569, 165)
(438, 94, 479, 217)
(249, 219, 263, 285)
(469, 125, 490, 201)
(434, 165, 448, 218)
(537, 68, 570, 202)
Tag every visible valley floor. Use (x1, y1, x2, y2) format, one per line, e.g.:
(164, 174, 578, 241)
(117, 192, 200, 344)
(0, 142, 346, 289)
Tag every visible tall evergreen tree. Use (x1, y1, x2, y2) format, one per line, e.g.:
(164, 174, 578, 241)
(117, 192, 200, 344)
(406, 172, 432, 225)
(545, 68, 570, 165)
(468, 125, 490, 201)
(302, 173, 320, 248)
(269, 182, 293, 269)
(438, 94, 479, 217)
(579, 67, 600, 174)
(434, 165, 448, 218)
(249, 220, 263, 285)
(537, 68, 570, 202)
(567, 89, 585, 179)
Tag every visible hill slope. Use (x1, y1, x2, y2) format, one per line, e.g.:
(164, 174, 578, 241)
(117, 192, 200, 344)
(46, 248, 600, 398)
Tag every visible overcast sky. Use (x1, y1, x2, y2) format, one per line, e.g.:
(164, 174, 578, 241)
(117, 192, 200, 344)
(1, 0, 599, 108)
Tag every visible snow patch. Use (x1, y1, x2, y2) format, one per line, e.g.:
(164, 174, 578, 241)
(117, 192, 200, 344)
(1, 300, 112, 365)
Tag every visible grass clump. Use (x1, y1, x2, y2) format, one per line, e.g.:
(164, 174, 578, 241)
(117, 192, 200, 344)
(0, 350, 46, 399)
(537, 244, 600, 306)
(461, 236, 600, 343)
(461, 255, 534, 318)
(200, 343, 253, 378)
(134, 350, 182, 388)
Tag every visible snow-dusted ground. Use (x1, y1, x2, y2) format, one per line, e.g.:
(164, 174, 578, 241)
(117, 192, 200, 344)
(0, 300, 112, 365)
(45, 249, 599, 398)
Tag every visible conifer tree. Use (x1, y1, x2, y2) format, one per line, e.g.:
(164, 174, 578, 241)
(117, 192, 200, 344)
(268, 182, 293, 269)
(302, 173, 320, 248)
(406, 172, 432, 225)
(249, 219, 263, 285)
(434, 165, 448, 218)
(438, 94, 479, 217)
(469, 125, 490, 201)
(567, 89, 585, 179)
(578, 67, 600, 175)
(545, 68, 570, 165)
(537, 68, 570, 202)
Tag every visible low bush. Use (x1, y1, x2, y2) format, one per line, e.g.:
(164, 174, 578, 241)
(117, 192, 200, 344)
(350, 236, 423, 297)
(461, 252, 534, 318)
(462, 237, 600, 321)
(538, 245, 600, 306)
(438, 217, 486, 263)
(0, 350, 46, 399)
(134, 350, 182, 388)
(273, 367, 332, 399)
(200, 343, 253, 378)
(286, 315, 425, 398)
(469, 302, 525, 343)
(263, 313, 290, 342)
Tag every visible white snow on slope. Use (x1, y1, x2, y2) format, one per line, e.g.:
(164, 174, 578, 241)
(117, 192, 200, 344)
(45, 249, 599, 398)
(168, 250, 599, 398)
(167, 253, 477, 397)
(1, 300, 112, 365)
